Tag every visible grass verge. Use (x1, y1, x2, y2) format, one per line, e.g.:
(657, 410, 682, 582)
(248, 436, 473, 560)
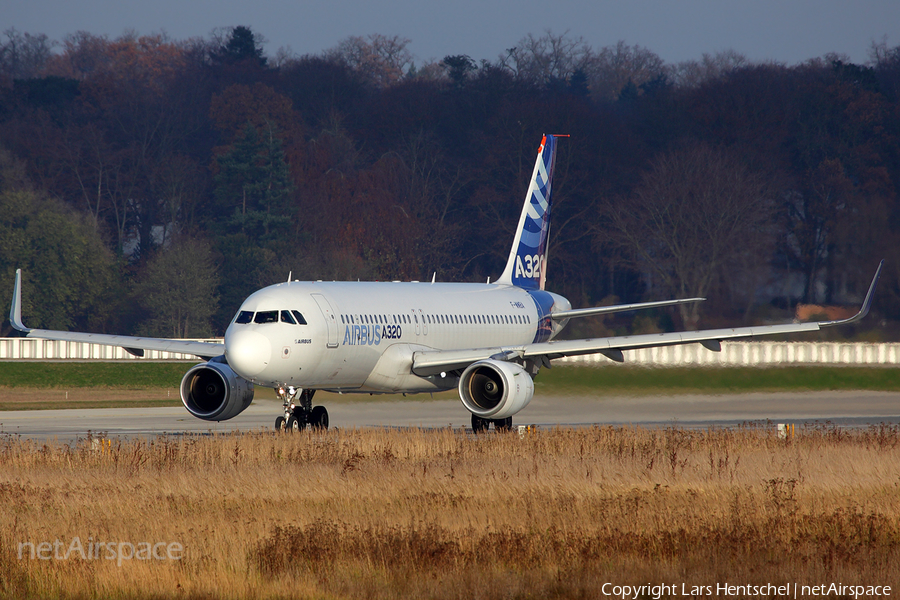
(0, 361, 191, 388)
(0, 388, 182, 411)
(536, 365, 900, 394)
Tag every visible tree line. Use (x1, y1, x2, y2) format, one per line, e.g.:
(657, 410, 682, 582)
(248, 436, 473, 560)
(1, 26, 899, 339)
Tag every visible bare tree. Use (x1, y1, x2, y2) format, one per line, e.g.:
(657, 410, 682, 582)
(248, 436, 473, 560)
(587, 41, 667, 101)
(135, 237, 219, 338)
(669, 50, 750, 88)
(324, 34, 414, 88)
(500, 30, 593, 84)
(604, 142, 776, 329)
(0, 28, 54, 80)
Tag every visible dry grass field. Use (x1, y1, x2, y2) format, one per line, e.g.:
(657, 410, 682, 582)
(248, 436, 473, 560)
(1, 424, 899, 599)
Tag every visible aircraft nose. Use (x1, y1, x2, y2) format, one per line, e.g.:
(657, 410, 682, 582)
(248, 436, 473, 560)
(225, 329, 272, 378)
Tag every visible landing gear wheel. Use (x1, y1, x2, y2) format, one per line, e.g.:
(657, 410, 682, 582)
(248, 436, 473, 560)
(286, 415, 303, 432)
(471, 414, 490, 433)
(493, 417, 513, 431)
(310, 406, 329, 430)
(275, 416, 286, 431)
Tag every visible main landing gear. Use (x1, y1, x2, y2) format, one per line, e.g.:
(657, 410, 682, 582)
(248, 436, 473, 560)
(471, 414, 513, 433)
(275, 387, 329, 432)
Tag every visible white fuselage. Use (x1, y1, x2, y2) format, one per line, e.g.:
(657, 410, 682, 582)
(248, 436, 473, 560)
(223, 281, 570, 393)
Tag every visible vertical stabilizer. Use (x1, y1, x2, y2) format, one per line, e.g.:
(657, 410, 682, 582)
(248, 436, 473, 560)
(496, 134, 560, 290)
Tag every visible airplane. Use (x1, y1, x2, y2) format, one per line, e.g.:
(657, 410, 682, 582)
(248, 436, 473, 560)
(9, 134, 884, 433)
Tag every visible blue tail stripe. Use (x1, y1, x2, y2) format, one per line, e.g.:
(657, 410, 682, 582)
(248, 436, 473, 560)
(519, 227, 543, 248)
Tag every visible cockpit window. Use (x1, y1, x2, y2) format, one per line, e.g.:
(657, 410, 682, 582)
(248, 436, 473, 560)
(234, 311, 254, 324)
(254, 310, 279, 324)
(280, 310, 297, 324)
(291, 310, 308, 325)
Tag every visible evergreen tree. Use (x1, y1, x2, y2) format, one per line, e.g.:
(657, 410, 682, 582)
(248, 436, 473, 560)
(214, 26, 267, 67)
(212, 122, 294, 241)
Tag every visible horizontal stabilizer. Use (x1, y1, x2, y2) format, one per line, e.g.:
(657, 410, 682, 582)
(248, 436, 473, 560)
(551, 297, 705, 320)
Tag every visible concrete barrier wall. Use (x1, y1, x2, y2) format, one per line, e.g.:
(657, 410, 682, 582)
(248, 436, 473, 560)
(0, 337, 898, 366)
(556, 341, 900, 367)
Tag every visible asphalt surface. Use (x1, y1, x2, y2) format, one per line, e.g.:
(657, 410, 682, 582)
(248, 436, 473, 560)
(1, 391, 899, 443)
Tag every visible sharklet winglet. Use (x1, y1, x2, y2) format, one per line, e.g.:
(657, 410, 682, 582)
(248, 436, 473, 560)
(10, 269, 31, 333)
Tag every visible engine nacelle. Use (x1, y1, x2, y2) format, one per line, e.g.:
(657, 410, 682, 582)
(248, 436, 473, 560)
(458, 359, 534, 420)
(180, 361, 255, 422)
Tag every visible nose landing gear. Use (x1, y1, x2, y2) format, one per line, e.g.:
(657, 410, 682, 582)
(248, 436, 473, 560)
(275, 386, 329, 431)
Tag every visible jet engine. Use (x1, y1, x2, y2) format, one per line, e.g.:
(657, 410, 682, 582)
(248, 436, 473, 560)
(458, 359, 534, 420)
(180, 360, 254, 422)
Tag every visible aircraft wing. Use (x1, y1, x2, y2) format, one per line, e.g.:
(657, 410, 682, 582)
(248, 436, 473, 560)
(413, 261, 883, 377)
(9, 269, 224, 360)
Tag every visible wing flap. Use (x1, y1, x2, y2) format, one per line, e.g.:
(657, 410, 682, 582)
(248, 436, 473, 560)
(18, 328, 225, 359)
(523, 322, 821, 361)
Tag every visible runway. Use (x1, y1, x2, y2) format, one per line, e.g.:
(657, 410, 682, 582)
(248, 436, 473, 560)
(1, 390, 899, 442)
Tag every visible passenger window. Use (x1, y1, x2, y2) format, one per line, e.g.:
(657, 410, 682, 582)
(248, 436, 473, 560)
(291, 310, 308, 325)
(281, 310, 297, 324)
(254, 311, 278, 324)
(235, 311, 254, 324)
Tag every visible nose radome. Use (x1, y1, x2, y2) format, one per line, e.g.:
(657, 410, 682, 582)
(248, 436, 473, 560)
(225, 329, 272, 378)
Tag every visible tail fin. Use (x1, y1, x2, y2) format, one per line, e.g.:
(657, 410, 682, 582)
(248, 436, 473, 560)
(496, 134, 561, 289)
